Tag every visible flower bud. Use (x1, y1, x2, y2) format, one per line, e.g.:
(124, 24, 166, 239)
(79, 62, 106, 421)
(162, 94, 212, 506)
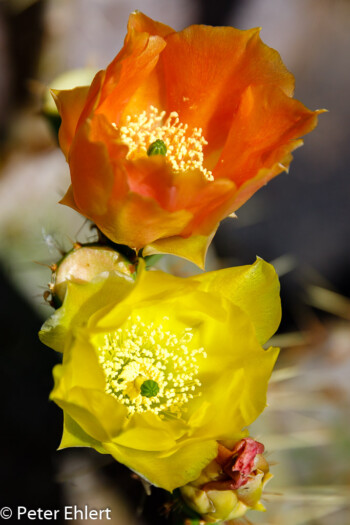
(49, 243, 135, 306)
(180, 438, 272, 523)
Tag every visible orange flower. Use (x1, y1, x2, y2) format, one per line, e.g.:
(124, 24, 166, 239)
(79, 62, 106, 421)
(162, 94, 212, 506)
(55, 12, 322, 267)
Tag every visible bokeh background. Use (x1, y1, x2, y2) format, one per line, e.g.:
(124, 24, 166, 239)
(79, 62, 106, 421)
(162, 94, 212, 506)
(0, 0, 349, 523)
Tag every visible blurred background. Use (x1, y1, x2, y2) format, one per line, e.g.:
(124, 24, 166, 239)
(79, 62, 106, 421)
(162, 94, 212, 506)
(0, 0, 349, 523)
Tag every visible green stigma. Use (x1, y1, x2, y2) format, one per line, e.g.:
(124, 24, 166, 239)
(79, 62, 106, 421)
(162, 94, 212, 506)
(147, 139, 167, 156)
(140, 379, 160, 398)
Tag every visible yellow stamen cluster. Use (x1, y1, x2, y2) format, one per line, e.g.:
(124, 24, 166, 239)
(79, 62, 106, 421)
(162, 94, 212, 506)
(114, 106, 213, 181)
(97, 316, 207, 418)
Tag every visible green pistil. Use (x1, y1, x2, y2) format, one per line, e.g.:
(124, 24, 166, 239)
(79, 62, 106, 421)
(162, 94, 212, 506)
(147, 139, 167, 156)
(141, 379, 160, 398)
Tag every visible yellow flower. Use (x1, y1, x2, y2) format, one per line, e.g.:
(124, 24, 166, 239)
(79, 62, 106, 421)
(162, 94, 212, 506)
(40, 259, 280, 491)
(180, 438, 272, 522)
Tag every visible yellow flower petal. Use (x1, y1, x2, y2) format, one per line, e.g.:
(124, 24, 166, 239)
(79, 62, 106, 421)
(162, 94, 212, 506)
(59, 412, 108, 454)
(192, 257, 281, 344)
(40, 270, 134, 352)
(142, 228, 218, 270)
(102, 439, 218, 492)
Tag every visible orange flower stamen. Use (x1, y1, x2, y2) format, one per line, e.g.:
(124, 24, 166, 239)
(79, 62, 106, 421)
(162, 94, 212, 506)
(115, 106, 213, 181)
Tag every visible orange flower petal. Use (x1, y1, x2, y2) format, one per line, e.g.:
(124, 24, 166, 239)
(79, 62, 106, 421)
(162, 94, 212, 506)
(127, 10, 174, 38)
(98, 192, 192, 251)
(52, 86, 90, 158)
(160, 26, 294, 152)
(122, 156, 176, 208)
(213, 85, 321, 209)
(120, 164, 235, 239)
(180, 179, 236, 236)
(60, 184, 79, 211)
(96, 14, 167, 125)
(69, 119, 116, 216)
(118, 12, 175, 118)
(75, 69, 106, 129)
